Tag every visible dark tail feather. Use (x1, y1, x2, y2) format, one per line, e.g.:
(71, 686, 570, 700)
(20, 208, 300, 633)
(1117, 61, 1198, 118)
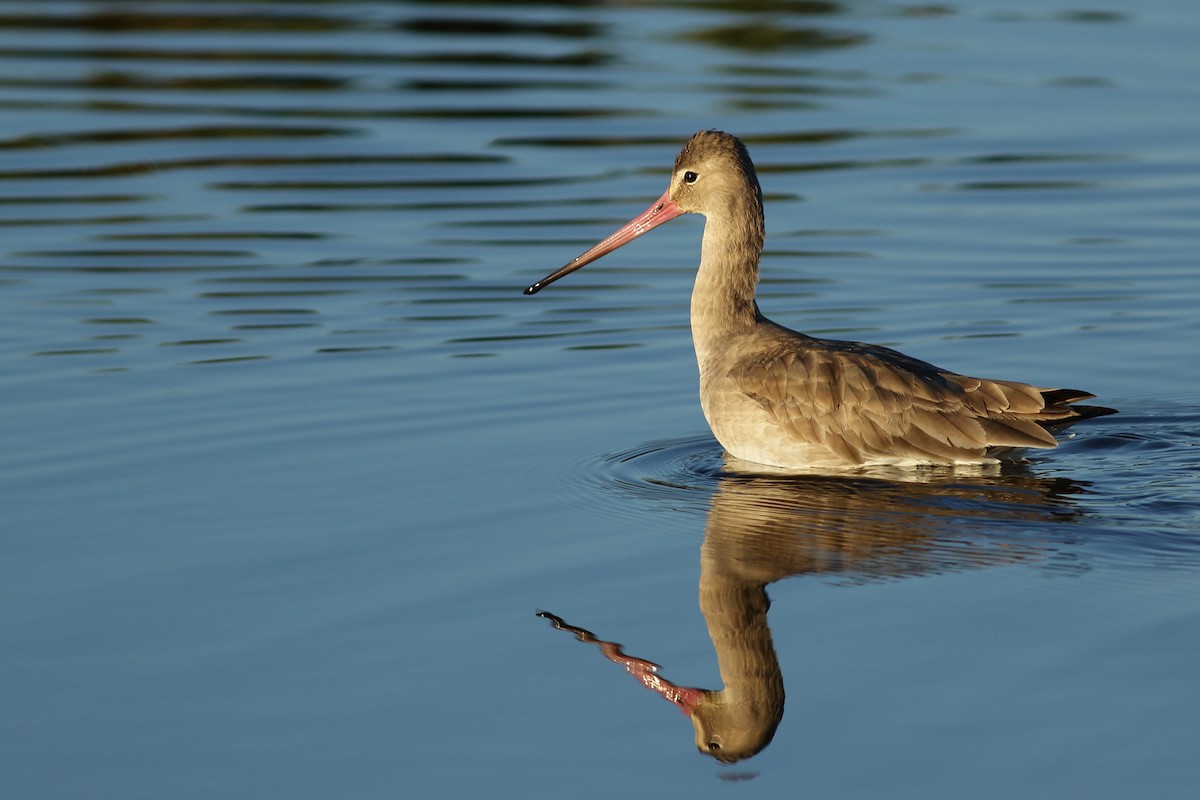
(1041, 388, 1096, 405)
(1039, 388, 1117, 434)
(1063, 403, 1118, 422)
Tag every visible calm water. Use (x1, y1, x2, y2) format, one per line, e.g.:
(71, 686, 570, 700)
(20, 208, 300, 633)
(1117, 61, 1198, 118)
(2, 1, 1198, 797)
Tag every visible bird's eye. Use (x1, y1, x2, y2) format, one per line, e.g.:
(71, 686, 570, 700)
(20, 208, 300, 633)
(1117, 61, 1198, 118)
(683, 171, 699, 184)
(708, 742, 721, 751)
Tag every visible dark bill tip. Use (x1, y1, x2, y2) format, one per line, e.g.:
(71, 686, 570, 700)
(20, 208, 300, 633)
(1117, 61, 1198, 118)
(521, 190, 682, 298)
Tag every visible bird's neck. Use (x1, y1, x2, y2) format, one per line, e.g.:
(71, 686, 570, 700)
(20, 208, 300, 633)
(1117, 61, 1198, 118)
(697, 575, 784, 709)
(690, 197, 765, 349)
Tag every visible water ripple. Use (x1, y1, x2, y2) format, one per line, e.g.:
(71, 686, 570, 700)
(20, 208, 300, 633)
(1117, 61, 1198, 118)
(592, 402, 1200, 581)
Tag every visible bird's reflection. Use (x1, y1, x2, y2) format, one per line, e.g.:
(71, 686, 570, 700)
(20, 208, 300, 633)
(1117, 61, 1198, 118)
(539, 461, 1087, 763)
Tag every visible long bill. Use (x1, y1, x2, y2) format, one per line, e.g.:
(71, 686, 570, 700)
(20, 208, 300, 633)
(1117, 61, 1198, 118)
(524, 189, 684, 295)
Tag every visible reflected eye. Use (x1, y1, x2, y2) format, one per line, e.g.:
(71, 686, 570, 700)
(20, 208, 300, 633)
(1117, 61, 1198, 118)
(683, 171, 699, 184)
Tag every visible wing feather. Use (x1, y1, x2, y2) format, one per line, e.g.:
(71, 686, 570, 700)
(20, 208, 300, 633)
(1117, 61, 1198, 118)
(727, 337, 1104, 464)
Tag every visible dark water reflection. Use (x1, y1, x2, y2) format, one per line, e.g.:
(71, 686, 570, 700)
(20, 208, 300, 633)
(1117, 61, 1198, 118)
(541, 463, 1089, 763)
(3, 0, 1169, 368)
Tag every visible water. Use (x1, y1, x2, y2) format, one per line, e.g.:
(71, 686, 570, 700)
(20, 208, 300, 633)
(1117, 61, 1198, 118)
(2, 1, 1198, 797)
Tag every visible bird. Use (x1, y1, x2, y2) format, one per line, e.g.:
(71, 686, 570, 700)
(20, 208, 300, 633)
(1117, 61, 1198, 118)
(524, 130, 1115, 469)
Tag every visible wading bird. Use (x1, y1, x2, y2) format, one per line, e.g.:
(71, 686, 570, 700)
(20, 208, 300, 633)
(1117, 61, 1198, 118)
(525, 130, 1114, 469)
